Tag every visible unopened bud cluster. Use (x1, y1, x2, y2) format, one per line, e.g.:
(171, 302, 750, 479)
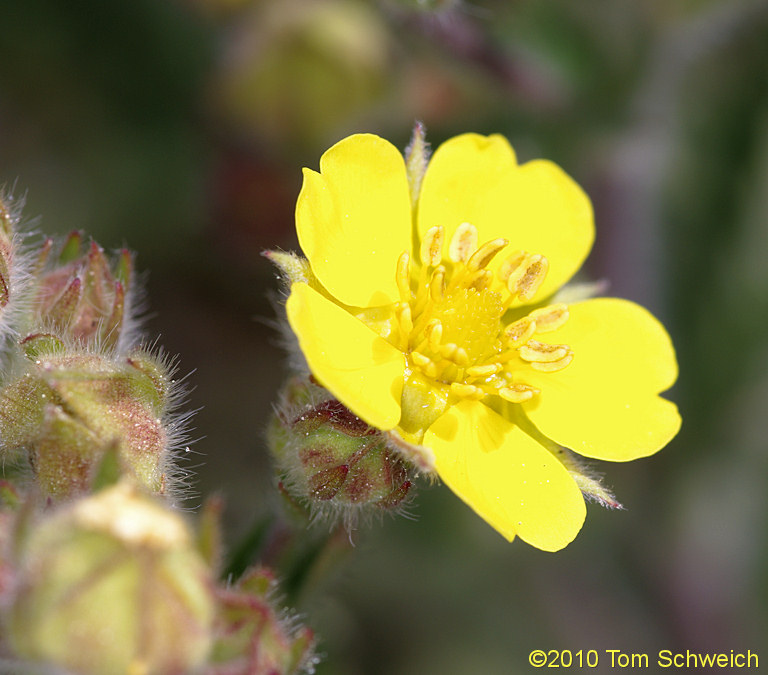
(209, 567, 317, 675)
(0, 193, 316, 675)
(0, 219, 182, 499)
(269, 377, 413, 525)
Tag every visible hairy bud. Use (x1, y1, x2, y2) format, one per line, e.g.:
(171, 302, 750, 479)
(31, 232, 136, 350)
(0, 347, 181, 498)
(269, 378, 413, 524)
(7, 482, 215, 675)
(209, 567, 317, 675)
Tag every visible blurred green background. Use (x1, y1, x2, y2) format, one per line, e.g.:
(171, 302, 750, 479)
(2, 0, 767, 672)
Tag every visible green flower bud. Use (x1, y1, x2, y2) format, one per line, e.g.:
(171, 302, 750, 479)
(212, 0, 389, 151)
(7, 482, 215, 675)
(209, 567, 317, 675)
(269, 378, 413, 523)
(0, 348, 181, 498)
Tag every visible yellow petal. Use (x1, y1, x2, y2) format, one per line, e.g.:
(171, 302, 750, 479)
(286, 283, 405, 430)
(424, 400, 586, 551)
(417, 133, 594, 301)
(296, 134, 413, 308)
(523, 298, 681, 460)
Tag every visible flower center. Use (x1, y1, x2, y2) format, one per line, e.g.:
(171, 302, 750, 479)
(390, 223, 573, 411)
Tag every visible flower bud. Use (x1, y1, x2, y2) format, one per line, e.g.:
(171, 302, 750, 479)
(0, 191, 29, 344)
(209, 567, 317, 675)
(31, 232, 135, 350)
(212, 0, 389, 151)
(7, 482, 215, 675)
(269, 378, 413, 521)
(0, 347, 179, 498)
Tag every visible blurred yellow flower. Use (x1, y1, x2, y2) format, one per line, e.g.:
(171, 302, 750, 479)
(281, 131, 680, 551)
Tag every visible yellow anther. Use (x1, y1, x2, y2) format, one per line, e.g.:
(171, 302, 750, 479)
(518, 340, 570, 363)
(396, 302, 413, 336)
(420, 225, 445, 267)
(499, 250, 526, 282)
(429, 266, 446, 303)
(465, 363, 502, 378)
(439, 342, 457, 360)
(529, 303, 569, 333)
(504, 317, 537, 345)
(411, 351, 432, 368)
(396, 251, 412, 302)
(425, 319, 443, 350)
(531, 353, 574, 372)
(453, 346, 470, 366)
(448, 222, 478, 263)
(499, 384, 539, 403)
(439, 342, 470, 365)
(468, 269, 493, 291)
(467, 238, 508, 272)
(450, 382, 484, 399)
(515, 255, 549, 302)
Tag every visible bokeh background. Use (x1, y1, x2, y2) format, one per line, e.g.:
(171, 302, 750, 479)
(2, 0, 767, 672)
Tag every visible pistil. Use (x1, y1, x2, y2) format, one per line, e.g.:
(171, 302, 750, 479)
(390, 222, 574, 407)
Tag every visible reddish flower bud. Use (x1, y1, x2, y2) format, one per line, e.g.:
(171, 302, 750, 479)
(269, 378, 413, 524)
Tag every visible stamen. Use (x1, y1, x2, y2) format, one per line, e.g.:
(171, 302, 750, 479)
(465, 363, 502, 378)
(395, 303, 413, 345)
(425, 320, 443, 350)
(507, 254, 549, 302)
(529, 304, 569, 333)
(411, 351, 438, 378)
(448, 223, 478, 263)
(429, 266, 446, 303)
(467, 238, 508, 272)
(450, 382, 484, 399)
(518, 340, 570, 363)
(531, 354, 573, 372)
(453, 346, 470, 366)
(438, 343, 469, 366)
(517, 255, 549, 302)
(420, 225, 444, 267)
(504, 317, 536, 345)
(499, 384, 540, 403)
(499, 251, 526, 282)
(396, 251, 411, 303)
(439, 342, 457, 361)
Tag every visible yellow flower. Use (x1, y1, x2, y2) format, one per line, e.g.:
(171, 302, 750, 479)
(279, 131, 680, 551)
